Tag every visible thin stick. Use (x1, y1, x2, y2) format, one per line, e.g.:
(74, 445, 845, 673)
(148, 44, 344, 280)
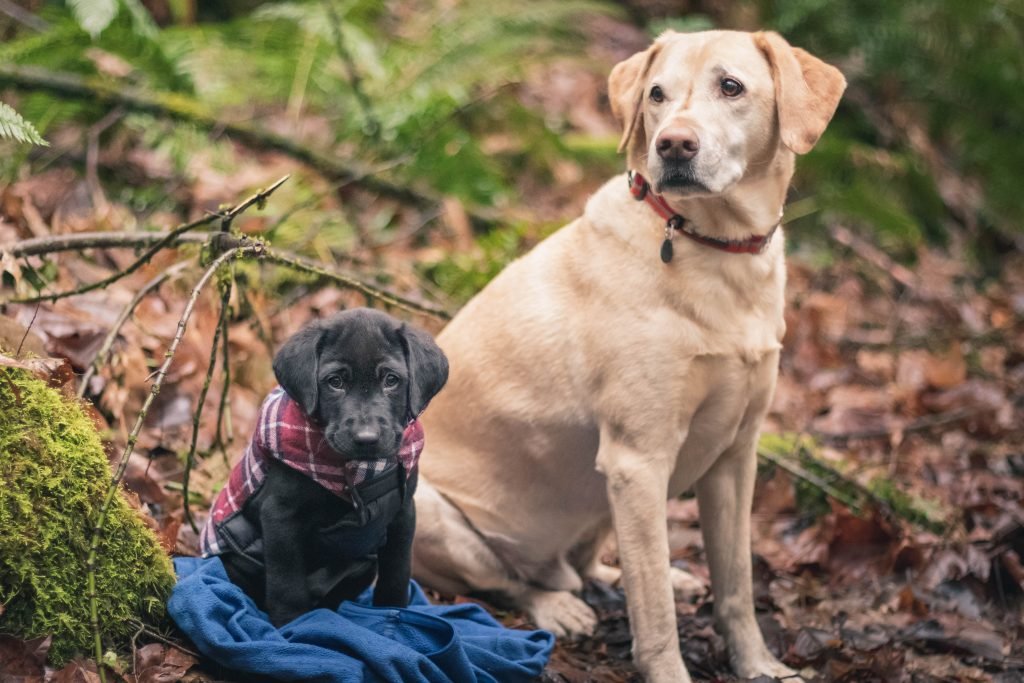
(6, 230, 213, 258)
(0, 0, 49, 31)
(757, 446, 863, 514)
(15, 303, 40, 357)
(78, 261, 190, 398)
(829, 225, 920, 292)
(213, 269, 235, 457)
(8, 218, 212, 305)
(126, 619, 200, 660)
(86, 246, 260, 683)
(6, 176, 288, 305)
(182, 277, 231, 533)
(263, 248, 451, 320)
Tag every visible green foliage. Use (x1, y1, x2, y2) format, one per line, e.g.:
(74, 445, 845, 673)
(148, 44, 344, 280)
(758, 0, 1024, 243)
(424, 221, 558, 304)
(67, 0, 118, 38)
(0, 368, 175, 666)
(0, 101, 48, 146)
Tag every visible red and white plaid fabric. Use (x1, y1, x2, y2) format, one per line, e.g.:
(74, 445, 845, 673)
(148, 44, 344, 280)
(200, 386, 423, 556)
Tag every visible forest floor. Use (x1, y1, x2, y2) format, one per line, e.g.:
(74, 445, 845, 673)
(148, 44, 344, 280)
(2, 21, 1024, 681)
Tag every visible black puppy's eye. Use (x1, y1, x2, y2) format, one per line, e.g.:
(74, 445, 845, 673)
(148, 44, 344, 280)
(720, 77, 744, 97)
(382, 373, 400, 389)
(649, 85, 665, 103)
(326, 375, 344, 390)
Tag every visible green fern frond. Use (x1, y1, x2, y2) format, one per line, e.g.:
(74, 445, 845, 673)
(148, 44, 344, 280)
(67, 0, 119, 38)
(0, 102, 48, 146)
(120, 0, 158, 38)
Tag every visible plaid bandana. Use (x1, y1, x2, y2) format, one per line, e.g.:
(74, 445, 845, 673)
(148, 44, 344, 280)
(201, 386, 423, 556)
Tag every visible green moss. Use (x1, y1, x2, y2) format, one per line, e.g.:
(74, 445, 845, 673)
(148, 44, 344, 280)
(758, 432, 951, 533)
(0, 368, 175, 665)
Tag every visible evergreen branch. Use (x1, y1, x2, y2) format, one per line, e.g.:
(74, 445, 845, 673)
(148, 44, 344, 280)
(86, 245, 261, 683)
(78, 261, 190, 399)
(4, 175, 289, 305)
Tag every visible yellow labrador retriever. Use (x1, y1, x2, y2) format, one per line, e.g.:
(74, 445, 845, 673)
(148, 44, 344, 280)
(413, 30, 845, 682)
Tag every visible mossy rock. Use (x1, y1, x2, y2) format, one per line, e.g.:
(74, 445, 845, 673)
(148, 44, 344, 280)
(0, 367, 176, 665)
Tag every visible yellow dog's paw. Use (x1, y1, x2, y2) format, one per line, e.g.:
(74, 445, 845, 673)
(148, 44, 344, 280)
(522, 589, 598, 639)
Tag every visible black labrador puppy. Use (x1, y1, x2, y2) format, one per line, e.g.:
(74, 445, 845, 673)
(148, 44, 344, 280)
(201, 308, 448, 626)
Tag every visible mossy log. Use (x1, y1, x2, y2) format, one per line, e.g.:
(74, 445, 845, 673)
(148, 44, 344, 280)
(0, 367, 175, 665)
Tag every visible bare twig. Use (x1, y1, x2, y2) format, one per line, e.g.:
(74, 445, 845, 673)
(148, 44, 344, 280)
(263, 248, 451, 320)
(126, 619, 200, 660)
(4, 230, 213, 258)
(5, 176, 288, 305)
(757, 445, 863, 514)
(0, 0, 49, 31)
(78, 261, 190, 398)
(8, 219, 211, 305)
(213, 269, 235, 457)
(86, 246, 261, 683)
(15, 303, 40, 357)
(829, 225, 920, 292)
(85, 107, 125, 215)
(182, 276, 232, 533)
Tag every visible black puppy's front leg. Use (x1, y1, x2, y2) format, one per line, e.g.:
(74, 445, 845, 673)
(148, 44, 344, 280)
(373, 498, 415, 607)
(262, 495, 311, 626)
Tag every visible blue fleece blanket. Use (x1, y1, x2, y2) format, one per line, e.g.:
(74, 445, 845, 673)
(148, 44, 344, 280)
(168, 557, 554, 683)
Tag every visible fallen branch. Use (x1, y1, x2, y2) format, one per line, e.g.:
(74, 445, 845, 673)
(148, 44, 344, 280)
(829, 224, 920, 292)
(4, 230, 213, 258)
(0, 65, 442, 213)
(86, 245, 261, 683)
(78, 261, 190, 398)
(757, 444, 863, 514)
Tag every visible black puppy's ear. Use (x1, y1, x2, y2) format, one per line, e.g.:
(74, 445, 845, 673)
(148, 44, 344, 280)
(272, 322, 324, 418)
(398, 324, 448, 418)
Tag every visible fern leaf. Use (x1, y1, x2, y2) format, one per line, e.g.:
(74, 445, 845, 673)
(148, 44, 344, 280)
(0, 102, 49, 146)
(67, 0, 119, 38)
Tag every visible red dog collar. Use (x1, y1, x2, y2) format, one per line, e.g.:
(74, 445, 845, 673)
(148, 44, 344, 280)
(627, 171, 779, 262)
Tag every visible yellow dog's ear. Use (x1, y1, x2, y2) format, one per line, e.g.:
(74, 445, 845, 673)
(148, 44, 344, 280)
(608, 41, 663, 169)
(755, 31, 846, 155)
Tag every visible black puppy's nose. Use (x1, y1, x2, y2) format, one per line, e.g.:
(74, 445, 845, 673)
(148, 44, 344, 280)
(353, 427, 380, 447)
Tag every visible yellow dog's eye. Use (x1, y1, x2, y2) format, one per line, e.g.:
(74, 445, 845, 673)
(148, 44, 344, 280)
(721, 77, 744, 97)
(649, 85, 664, 103)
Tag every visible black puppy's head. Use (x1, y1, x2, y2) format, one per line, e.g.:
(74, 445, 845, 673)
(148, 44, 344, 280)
(272, 308, 448, 460)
